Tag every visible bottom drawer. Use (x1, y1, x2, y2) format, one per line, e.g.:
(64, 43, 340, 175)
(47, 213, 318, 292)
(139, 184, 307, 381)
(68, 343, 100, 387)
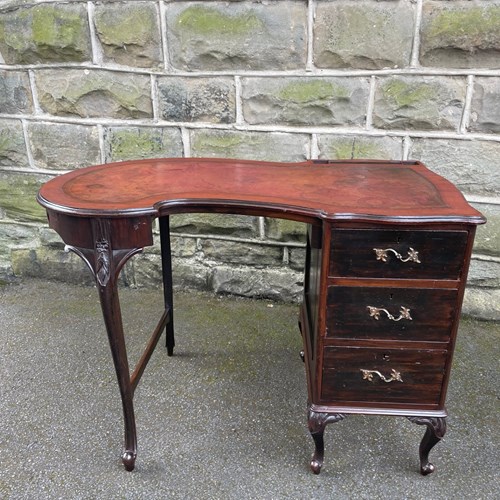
(321, 346, 447, 406)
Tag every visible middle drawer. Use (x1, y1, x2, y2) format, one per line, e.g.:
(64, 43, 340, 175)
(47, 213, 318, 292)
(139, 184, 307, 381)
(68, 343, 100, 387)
(326, 286, 458, 342)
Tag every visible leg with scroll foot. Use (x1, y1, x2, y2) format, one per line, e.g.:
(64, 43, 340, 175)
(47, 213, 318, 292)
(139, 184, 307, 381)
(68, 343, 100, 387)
(67, 219, 141, 471)
(307, 406, 345, 474)
(407, 416, 447, 475)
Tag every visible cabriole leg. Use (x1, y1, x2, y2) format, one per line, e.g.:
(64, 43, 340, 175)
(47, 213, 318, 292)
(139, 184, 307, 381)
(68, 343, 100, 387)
(307, 406, 345, 474)
(407, 416, 447, 475)
(66, 219, 143, 471)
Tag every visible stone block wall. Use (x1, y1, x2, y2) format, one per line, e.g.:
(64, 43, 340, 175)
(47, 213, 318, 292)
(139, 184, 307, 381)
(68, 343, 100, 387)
(0, 0, 499, 319)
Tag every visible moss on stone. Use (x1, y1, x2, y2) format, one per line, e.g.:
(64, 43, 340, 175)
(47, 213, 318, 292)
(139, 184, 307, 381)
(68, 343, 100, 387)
(38, 70, 152, 119)
(0, 4, 89, 63)
(278, 80, 348, 103)
(0, 173, 47, 222)
(96, 6, 156, 46)
(382, 79, 435, 108)
(197, 133, 247, 150)
(109, 129, 166, 161)
(0, 13, 24, 51)
(427, 6, 500, 42)
(31, 6, 85, 48)
(0, 133, 10, 157)
(266, 218, 306, 242)
(177, 6, 263, 36)
(0, 19, 5, 45)
(325, 138, 385, 160)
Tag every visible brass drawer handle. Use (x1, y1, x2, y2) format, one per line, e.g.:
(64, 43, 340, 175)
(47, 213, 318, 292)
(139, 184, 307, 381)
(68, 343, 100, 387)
(367, 306, 412, 322)
(374, 247, 421, 264)
(361, 369, 403, 383)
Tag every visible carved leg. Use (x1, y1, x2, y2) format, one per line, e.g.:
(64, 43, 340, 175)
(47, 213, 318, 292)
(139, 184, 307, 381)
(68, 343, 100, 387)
(159, 216, 175, 356)
(407, 416, 447, 475)
(66, 219, 143, 471)
(307, 406, 345, 474)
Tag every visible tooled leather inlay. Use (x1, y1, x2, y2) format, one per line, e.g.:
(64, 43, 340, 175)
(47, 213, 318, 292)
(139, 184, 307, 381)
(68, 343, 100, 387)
(61, 162, 447, 211)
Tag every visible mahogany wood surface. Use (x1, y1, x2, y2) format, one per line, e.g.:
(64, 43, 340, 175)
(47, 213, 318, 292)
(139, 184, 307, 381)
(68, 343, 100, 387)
(321, 346, 448, 405)
(37, 158, 486, 476)
(37, 158, 484, 222)
(329, 228, 469, 279)
(326, 286, 458, 342)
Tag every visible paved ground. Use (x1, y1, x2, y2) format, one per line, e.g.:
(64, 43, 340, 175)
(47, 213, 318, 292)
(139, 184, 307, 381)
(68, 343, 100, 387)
(0, 279, 498, 499)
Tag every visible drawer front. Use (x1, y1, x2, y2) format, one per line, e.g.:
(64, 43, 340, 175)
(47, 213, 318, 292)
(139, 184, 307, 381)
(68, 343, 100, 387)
(326, 286, 457, 342)
(329, 229, 468, 279)
(321, 346, 447, 405)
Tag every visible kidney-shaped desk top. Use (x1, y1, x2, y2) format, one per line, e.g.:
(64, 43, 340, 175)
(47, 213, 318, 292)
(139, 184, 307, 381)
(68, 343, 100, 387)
(37, 157, 483, 222)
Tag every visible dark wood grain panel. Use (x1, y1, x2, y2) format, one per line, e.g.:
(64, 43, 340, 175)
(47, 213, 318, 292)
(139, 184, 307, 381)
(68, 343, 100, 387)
(46, 212, 154, 249)
(326, 286, 458, 342)
(329, 229, 468, 279)
(321, 346, 447, 405)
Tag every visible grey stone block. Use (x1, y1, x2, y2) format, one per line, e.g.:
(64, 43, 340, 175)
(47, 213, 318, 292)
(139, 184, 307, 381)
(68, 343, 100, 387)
(132, 252, 211, 290)
(0, 119, 28, 167)
(472, 203, 500, 258)
(0, 3, 91, 64)
(171, 259, 211, 291)
(39, 227, 65, 249)
(0, 171, 50, 223)
(10, 247, 93, 285)
(201, 239, 283, 267)
(35, 69, 152, 119)
(0, 70, 33, 114)
(170, 236, 197, 259)
(190, 130, 309, 162)
(463, 287, 500, 321)
(170, 214, 259, 238)
(0, 223, 38, 264)
(165, 1, 307, 70)
(241, 77, 370, 127)
(265, 219, 307, 242)
(314, 0, 415, 69)
(210, 264, 303, 302)
(94, 1, 162, 68)
(420, 1, 500, 68)
(28, 122, 101, 170)
(373, 76, 467, 131)
(318, 135, 404, 160)
(104, 127, 183, 162)
(470, 77, 500, 134)
(409, 138, 500, 196)
(468, 258, 500, 288)
(289, 247, 306, 272)
(158, 77, 236, 123)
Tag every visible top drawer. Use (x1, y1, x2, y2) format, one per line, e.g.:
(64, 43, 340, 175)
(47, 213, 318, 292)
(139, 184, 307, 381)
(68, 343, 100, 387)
(329, 229, 468, 280)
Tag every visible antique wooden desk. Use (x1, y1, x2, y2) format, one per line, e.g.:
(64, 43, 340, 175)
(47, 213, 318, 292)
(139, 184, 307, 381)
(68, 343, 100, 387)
(37, 158, 485, 475)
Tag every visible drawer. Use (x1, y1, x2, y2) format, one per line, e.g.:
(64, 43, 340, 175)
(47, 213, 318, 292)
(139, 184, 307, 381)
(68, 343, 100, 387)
(329, 229, 468, 279)
(326, 286, 457, 342)
(321, 346, 447, 406)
